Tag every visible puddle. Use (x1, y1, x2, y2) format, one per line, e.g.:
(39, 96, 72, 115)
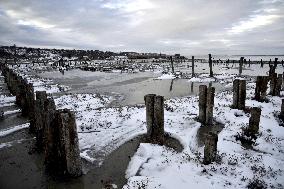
(38, 69, 225, 106)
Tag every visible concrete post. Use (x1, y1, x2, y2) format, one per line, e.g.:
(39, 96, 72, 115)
(248, 107, 261, 135)
(209, 54, 213, 77)
(206, 87, 215, 126)
(203, 132, 218, 165)
(199, 85, 207, 124)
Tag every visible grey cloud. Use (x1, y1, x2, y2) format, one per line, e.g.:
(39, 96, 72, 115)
(0, 0, 283, 55)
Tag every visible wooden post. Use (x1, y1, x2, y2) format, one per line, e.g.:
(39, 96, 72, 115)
(192, 56, 195, 77)
(280, 99, 284, 121)
(232, 79, 239, 108)
(248, 107, 261, 135)
(203, 132, 218, 165)
(170, 56, 174, 74)
(144, 94, 164, 144)
(238, 80, 246, 110)
(206, 87, 215, 126)
(199, 85, 207, 124)
(209, 54, 213, 77)
(34, 91, 47, 149)
(239, 57, 244, 76)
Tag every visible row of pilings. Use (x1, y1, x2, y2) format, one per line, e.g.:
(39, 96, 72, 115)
(0, 63, 82, 177)
(144, 63, 284, 165)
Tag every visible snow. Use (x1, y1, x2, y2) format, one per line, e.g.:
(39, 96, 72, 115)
(3, 109, 21, 116)
(123, 75, 284, 189)
(155, 73, 176, 80)
(0, 123, 30, 137)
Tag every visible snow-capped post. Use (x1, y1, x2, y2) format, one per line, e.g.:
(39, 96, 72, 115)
(260, 59, 263, 68)
(248, 107, 261, 136)
(192, 56, 195, 77)
(34, 91, 47, 149)
(47, 109, 82, 177)
(239, 57, 244, 76)
(199, 85, 207, 124)
(280, 99, 284, 121)
(144, 94, 165, 144)
(232, 79, 240, 108)
(203, 131, 218, 165)
(206, 87, 215, 126)
(238, 80, 246, 110)
(255, 76, 268, 102)
(209, 54, 213, 77)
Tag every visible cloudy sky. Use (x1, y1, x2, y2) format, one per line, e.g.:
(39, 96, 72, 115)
(0, 0, 283, 55)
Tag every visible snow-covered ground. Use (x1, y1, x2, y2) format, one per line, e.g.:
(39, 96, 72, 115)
(2, 63, 284, 188)
(122, 78, 284, 189)
(46, 72, 284, 188)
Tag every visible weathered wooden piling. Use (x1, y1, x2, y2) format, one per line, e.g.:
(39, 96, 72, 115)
(269, 73, 277, 96)
(209, 54, 213, 77)
(260, 59, 263, 68)
(269, 65, 276, 77)
(274, 58, 278, 69)
(153, 95, 164, 144)
(0, 108, 4, 120)
(206, 87, 215, 126)
(238, 80, 246, 110)
(280, 99, 284, 121)
(203, 132, 218, 165)
(199, 85, 207, 124)
(239, 57, 244, 76)
(34, 91, 47, 149)
(144, 94, 165, 144)
(45, 108, 82, 177)
(170, 56, 174, 73)
(232, 79, 239, 109)
(192, 56, 195, 77)
(199, 85, 215, 125)
(255, 76, 268, 102)
(275, 74, 283, 96)
(248, 107, 261, 135)
(232, 79, 246, 110)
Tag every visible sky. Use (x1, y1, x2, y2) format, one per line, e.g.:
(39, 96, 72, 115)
(0, 0, 283, 55)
